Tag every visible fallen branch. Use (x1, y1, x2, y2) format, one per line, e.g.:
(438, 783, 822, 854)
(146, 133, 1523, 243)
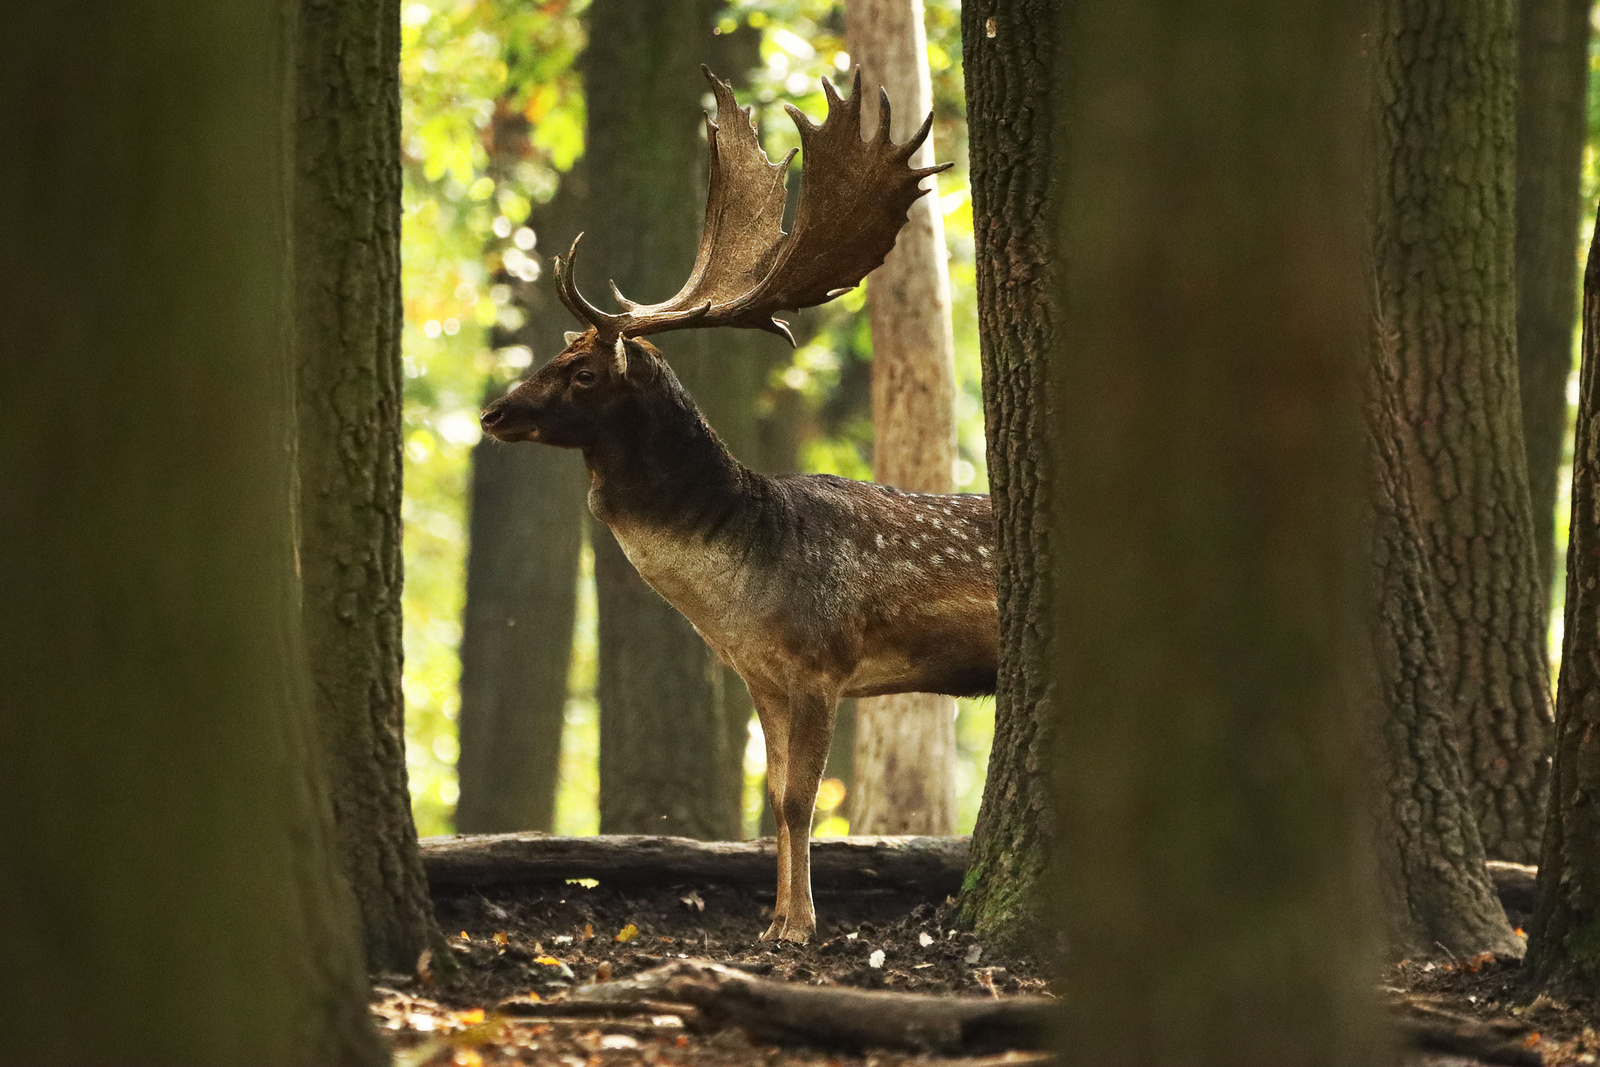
(516, 959, 1053, 1054)
(422, 834, 969, 896)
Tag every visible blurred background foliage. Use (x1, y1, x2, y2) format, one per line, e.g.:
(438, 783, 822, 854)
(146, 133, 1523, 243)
(400, 0, 992, 838)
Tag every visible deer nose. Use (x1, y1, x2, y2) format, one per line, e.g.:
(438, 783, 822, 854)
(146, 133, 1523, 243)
(480, 403, 508, 431)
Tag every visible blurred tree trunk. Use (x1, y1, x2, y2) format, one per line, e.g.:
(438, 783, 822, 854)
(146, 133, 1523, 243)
(1517, 0, 1592, 630)
(295, 0, 443, 974)
(954, 0, 1058, 943)
(582, 0, 743, 839)
(1367, 318, 1523, 960)
(455, 169, 589, 834)
(1529, 212, 1600, 985)
(1051, 3, 1378, 1062)
(0, 4, 382, 1061)
(1373, 0, 1553, 863)
(845, 0, 960, 836)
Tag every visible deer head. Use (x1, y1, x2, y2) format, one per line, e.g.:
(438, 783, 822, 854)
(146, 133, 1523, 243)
(480, 66, 949, 446)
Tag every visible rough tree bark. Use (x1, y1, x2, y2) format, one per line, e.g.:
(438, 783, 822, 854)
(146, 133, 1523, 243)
(1051, 2, 1380, 1063)
(1517, 0, 1592, 624)
(582, 0, 743, 839)
(954, 0, 1058, 943)
(1529, 213, 1600, 986)
(456, 172, 589, 834)
(0, 4, 382, 1061)
(1373, 0, 1554, 863)
(845, 0, 960, 837)
(1367, 319, 1523, 960)
(295, 0, 442, 974)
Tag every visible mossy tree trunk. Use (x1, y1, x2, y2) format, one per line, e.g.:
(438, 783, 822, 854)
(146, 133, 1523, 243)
(1529, 212, 1600, 986)
(1367, 320, 1523, 960)
(1517, 0, 1592, 626)
(955, 0, 1059, 943)
(1050, 3, 1379, 1061)
(845, 0, 961, 837)
(295, 0, 443, 974)
(1373, 0, 1554, 863)
(0, 4, 382, 1061)
(582, 0, 745, 838)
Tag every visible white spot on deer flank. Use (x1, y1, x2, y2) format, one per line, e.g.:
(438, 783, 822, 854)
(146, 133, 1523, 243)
(978, 546, 991, 558)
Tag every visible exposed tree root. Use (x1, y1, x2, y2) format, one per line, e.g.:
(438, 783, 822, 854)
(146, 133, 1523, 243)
(500, 959, 1053, 1054)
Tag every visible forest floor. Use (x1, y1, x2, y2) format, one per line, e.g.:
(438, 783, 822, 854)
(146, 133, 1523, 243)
(371, 872, 1598, 1066)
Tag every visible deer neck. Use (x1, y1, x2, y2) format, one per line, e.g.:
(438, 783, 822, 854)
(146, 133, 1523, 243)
(582, 379, 754, 542)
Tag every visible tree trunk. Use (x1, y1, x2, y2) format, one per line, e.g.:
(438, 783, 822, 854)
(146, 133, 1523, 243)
(0, 5, 382, 1061)
(456, 176, 589, 834)
(1367, 317, 1523, 960)
(1517, 0, 1592, 627)
(1373, 0, 1554, 863)
(581, 0, 743, 839)
(843, 0, 959, 837)
(1528, 212, 1600, 986)
(1051, 3, 1379, 1063)
(294, 0, 441, 976)
(954, 0, 1058, 944)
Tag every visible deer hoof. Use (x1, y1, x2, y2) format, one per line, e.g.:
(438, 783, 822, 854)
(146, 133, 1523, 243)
(779, 926, 813, 945)
(758, 919, 786, 942)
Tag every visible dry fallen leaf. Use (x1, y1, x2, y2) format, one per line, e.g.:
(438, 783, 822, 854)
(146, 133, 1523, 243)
(615, 923, 639, 943)
(492, 931, 508, 947)
(455, 1009, 485, 1025)
(416, 947, 435, 986)
(583, 923, 594, 939)
(595, 961, 614, 982)
(918, 932, 934, 948)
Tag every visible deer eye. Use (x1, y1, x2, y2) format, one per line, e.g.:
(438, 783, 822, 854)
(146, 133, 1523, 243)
(573, 369, 597, 386)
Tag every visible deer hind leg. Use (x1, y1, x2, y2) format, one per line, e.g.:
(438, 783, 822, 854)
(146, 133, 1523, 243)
(751, 689, 791, 942)
(773, 688, 838, 944)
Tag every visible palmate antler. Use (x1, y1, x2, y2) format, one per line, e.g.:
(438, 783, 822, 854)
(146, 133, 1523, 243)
(553, 66, 950, 348)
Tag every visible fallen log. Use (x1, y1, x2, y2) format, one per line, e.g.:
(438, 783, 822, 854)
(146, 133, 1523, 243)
(508, 959, 1053, 1054)
(1486, 861, 1538, 928)
(421, 833, 970, 896)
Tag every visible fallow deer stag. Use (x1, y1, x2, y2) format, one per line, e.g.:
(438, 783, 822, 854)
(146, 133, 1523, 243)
(480, 67, 998, 943)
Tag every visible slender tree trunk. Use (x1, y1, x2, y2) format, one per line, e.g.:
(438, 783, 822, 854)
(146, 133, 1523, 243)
(1051, 5, 1379, 1062)
(955, 0, 1058, 943)
(295, 0, 441, 975)
(456, 177, 589, 834)
(1517, 0, 1592, 627)
(582, 0, 743, 839)
(1373, 0, 1554, 863)
(1367, 318, 1523, 960)
(1529, 212, 1600, 986)
(0, 5, 382, 1061)
(845, 0, 960, 837)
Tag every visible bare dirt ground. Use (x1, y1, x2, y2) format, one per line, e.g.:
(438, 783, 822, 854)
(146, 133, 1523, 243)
(371, 875, 1598, 1066)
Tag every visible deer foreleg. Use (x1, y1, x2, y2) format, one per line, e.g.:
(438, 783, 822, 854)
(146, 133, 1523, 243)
(753, 691, 791, 941)
(773, 689, 837, 944)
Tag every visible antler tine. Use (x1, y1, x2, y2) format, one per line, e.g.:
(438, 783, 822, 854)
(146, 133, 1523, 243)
(554, 234, 625, 339)
(608, 280, 640, 311)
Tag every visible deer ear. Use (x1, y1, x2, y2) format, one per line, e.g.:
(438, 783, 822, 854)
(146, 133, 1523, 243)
(612, 336, 629, 376)
(564, 331, 583, 346)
